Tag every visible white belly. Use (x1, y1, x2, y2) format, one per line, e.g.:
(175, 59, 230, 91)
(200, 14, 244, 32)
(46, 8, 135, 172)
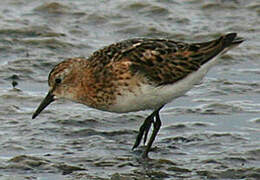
(108, 54, 222, 113)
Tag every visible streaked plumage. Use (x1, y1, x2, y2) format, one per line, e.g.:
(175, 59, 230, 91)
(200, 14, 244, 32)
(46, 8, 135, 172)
(32, 33, 244, 158)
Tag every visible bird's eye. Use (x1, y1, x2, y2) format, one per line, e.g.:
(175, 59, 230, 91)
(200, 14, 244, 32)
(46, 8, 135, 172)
(55, 78, 62, 84)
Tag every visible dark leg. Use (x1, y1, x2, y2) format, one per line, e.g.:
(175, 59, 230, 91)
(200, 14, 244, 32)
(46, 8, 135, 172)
(142, 108, 162, 158)
(143, 119, 153, 145)
(132, 106, 164, 158)
(132, 112, 155, 150)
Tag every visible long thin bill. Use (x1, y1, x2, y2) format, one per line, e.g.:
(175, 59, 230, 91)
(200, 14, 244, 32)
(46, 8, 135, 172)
(32, 91, 54, 119)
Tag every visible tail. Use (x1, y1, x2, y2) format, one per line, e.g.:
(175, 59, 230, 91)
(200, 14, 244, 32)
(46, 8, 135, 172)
(190, 33, 244, 65)
(221, 33, 244, 49)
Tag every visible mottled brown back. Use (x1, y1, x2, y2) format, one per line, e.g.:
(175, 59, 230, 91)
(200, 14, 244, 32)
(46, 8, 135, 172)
(83, 33, 243, 86)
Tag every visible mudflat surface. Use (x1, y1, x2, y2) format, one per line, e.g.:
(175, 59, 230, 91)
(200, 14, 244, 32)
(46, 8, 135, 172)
(0, 0, 259, 179)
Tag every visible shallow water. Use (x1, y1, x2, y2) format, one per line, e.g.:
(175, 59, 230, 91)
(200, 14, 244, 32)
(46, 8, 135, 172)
(0, 0, 259, 179)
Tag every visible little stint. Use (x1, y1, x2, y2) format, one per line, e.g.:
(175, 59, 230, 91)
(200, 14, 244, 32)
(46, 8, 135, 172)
(32, 33, 244, 158)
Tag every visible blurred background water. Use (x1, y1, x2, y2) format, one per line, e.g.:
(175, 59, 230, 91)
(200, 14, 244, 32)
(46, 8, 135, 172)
(0, 0, 259, 179)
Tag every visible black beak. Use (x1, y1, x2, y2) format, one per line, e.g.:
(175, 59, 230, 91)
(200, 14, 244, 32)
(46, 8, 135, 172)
(32, 91, 55, 119)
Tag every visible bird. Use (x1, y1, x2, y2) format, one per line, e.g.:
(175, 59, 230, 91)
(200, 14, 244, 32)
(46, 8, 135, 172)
(32, 33, 244, 158)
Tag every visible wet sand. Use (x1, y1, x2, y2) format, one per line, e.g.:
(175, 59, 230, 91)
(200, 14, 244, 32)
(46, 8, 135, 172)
(0, 0, 259, 179)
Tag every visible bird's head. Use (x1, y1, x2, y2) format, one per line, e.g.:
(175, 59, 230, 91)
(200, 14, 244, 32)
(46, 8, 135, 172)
(32, 58, 85, 119)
